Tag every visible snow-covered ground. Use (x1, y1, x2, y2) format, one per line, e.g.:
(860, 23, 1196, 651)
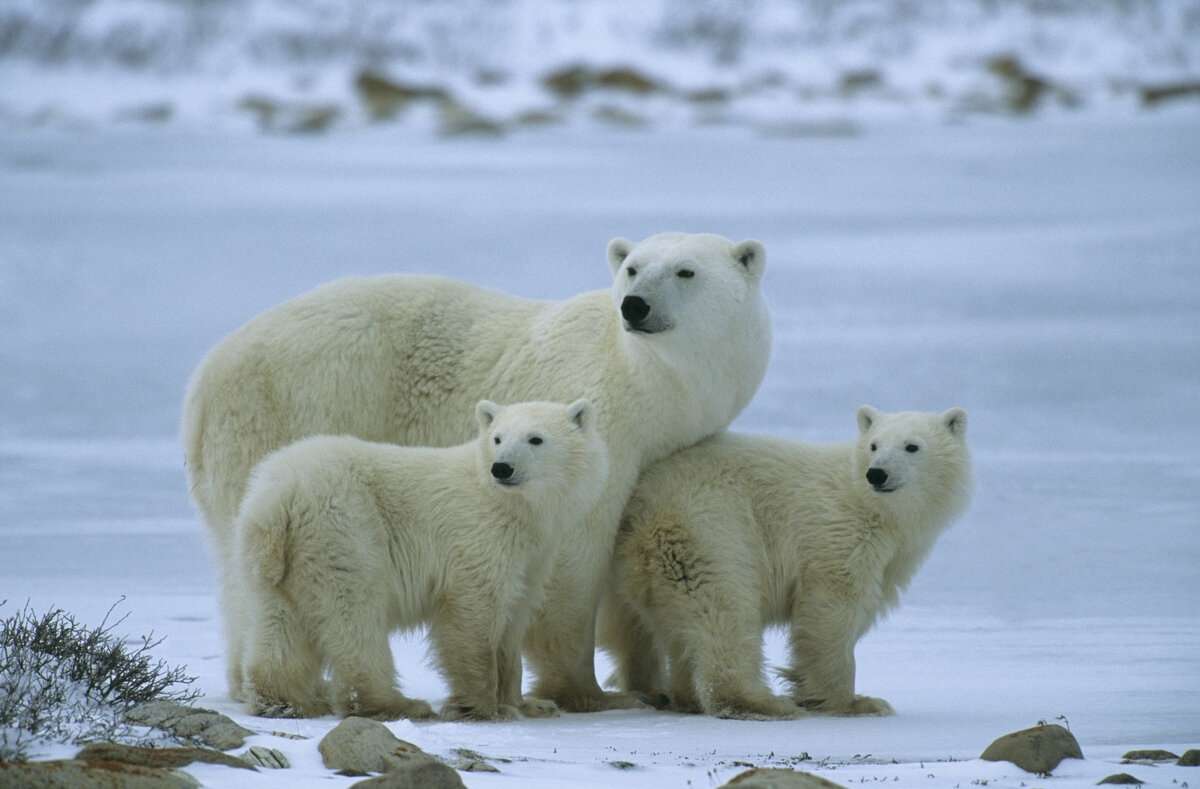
(2, 113, 1199, 787)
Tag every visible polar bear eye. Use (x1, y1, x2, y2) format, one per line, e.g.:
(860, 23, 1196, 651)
(677, 268, 694, 279)
(869, 443, 877, 452)
(626, 267, 637, 278)
(906, 444, 919, 453)
(529, 436, 543, 445)
(493, 435, 501, 445)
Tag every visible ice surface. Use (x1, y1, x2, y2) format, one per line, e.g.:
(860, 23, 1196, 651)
(1, 116, 1198, 786)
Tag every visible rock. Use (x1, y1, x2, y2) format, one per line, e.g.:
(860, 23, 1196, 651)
(1140, 82, 1200, 108)
(542, 64, 664, 100)
(76, 742, 255, 771)
(0, 758, 200, 789)
(980, 724, 1084, 775)
(318, 716, 437, 775)
(349, 761, 465, 788)
(1097, 773, 1143, 785)
(1120, 749, 1177, 762)
(1179, 748, 1200, 766)
(126, 700, 254, 751)
(355, 71, 448, 121)
(436, 99, 504, 138)
(242, 745, 290, 769)
(720, 767, 847, 788)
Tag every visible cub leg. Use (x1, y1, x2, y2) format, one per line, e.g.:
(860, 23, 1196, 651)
(242, 592, 330, 718)
(785, 597, 893, 716)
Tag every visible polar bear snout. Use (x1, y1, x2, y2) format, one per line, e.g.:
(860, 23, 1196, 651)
(621, 296, 651, 323)
(866, 467, 896, 492)
(491, 461, 520, 486)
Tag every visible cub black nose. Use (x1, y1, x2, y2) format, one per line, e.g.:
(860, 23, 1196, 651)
(866, 467, 888, 487)
(491, 462, 514, 480)
(621, 295, 651, 323)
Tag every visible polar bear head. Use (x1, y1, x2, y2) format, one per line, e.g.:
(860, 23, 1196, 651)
(475, 398, 609, 509)
(854, 406, 973, 522)
(606, 232, 767, 339)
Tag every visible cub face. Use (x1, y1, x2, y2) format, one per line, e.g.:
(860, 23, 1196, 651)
(854, 406, 968, 497)
(475, 398, 600, 498)
(606, 232, 766, 339)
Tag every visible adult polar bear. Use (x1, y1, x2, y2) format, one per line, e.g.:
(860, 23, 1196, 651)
(182, 232, 772, 712)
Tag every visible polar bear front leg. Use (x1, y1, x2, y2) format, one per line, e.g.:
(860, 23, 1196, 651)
(496, 618, 559, 719)
(784, 596, 893, 717)
(431, 599, 511, 721)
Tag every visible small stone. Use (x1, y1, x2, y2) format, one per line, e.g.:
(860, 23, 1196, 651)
(609, 760, 636, 769)
(76, 742, 255, 771)
(980, 724, 1084, 775)
(349, 760, 466, 788)
(270, 730, 310, 740)
(0, 758, 200, 789)
(1121, 749, 1177, 762)
(721, 767, 848, 788)
(126, 700, 254, 750)
(1179, 748, 1200, 766)
(318, 716, 436, 775)
(1097, 773, 1143, 785)
(242, 745, 290, 769)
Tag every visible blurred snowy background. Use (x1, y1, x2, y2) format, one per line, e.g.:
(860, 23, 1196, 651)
(2, 0, 1199, 134)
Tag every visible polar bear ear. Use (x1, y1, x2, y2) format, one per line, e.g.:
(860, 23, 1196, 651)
(942, 407, 967, 438)
(566, 398, 594, 431)
(856, 405, 880, 435)
(476, 400, 501, 431)
(732, 239, 766, 280)
(607, 238, 634, 275)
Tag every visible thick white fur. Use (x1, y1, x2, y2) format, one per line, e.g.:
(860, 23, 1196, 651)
(182, 232, 772, 711)
(236, 399, 608, 721)
(602, 407, 972, 719)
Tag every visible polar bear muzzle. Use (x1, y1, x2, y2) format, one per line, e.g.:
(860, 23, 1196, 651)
(491, 461, 521, 486)
(620, 295, 672, 334)
(866, 467, 898, 493)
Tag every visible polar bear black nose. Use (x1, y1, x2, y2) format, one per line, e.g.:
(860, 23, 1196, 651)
(491, 462, 514, 480)
(621, 296, 651, 323)
(866, 468, 888, 487)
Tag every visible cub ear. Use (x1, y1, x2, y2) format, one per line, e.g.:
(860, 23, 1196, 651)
(857, 405, 880, 435)
(731, 239, 766, 280)
(607, 238, 634, 275)
(566, 398, 594, 431)
(476, 399, 501, 431)
(942, 407, 967, 437)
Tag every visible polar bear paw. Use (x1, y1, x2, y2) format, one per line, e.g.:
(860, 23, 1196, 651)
(519, 696, 561, 718)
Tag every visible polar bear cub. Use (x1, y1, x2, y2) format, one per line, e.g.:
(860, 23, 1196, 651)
(236, 399, 608, 721)
(603, 406, 972, 719)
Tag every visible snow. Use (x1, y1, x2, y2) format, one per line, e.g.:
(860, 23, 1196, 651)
(2, 0, 1200, 131)
(1, 114, 1199, 787)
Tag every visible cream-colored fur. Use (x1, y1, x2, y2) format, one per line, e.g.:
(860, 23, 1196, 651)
(183, 232, 771, 711)
(236, 399, 607, 721)
(602, 407, 972, 719)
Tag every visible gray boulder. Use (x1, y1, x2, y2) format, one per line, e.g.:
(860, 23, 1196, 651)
(1179, 749, 1200, 766)
(76, 742, 255, 771)
(349, 761, 466, 788)
(719, 767, 848, 788)
(126, 700, 254, 750)
(980, 723, 1083, 775)
(0, 758, 199, 789)
(318, 716, 440, 775)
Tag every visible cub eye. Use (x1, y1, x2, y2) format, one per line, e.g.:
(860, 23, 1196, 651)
(529, 436, 543, 445)
(493, 436, 501, 445)
(906, 444, 919, 453)
(626, 267, 637, 277)
(869, 443, 877, 452)
(677, 268, 694, 279)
